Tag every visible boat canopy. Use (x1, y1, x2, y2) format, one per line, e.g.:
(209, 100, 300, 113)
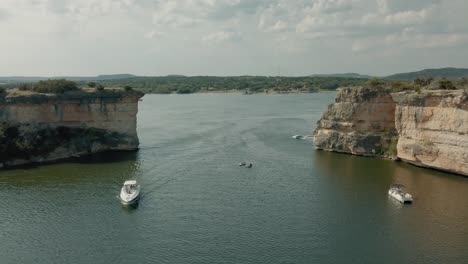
(124, 180, 137, 186)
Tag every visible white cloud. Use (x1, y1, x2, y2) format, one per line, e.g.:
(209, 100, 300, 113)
(0, 0, 467, 76)
(145, 30, 165, 39)
(202, 31, 241, 44)
(260, 19, 288, 32)
(150, 0, 267, 28)
(385, 31, 468, 48)
(270, 20, 288, 32)
(352, 29, 468, 52)
(377, 0, 389, 14)
(360, 7, 432, 27)
(309, 0, 354, 14)
(0, 8, 9, 20)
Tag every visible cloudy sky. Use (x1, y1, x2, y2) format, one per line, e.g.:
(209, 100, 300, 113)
(0, 0, 467, 76)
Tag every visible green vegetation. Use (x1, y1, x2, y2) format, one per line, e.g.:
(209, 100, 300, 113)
(16, 79, 79, 94)
(414, 77, 433, 87)
(386, 67, 468, 80)
(0, 86, 5, 95)
(18, 83, 33, 91)
(438, 79, 457, 90)
(457, 77, 468, 86)
(101, 76, 368, 94)
(389, 81, 406, 90)
(8, 75, 467, 95)
(34, 79, 78, 94)
(387, 77, 467, 92)
(367, 78, 386, 86)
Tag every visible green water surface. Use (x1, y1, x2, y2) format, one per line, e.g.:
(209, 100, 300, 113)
(0, 93, 467, 264)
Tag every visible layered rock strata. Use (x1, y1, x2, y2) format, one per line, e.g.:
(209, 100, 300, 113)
(313, 87, 468, 176)
(392, 90, 468, 176)
(313, 87, 398, 159)
(0, 90, 144, 167)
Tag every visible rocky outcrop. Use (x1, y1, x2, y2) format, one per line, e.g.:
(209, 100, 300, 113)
(392, 90, 468, 176)
(313, 87, 398, 159)
(313, 87, 468, 176)
(0, 90, 144, 167)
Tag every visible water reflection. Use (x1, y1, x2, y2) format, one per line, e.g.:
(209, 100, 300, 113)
(0, 151, 142, 194)
(1, 93, 466, 264)
(121, 202, 139, 212)
(313, 150, 468, 262)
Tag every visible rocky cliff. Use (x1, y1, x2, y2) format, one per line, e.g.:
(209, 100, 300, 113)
(313, 87, 398, 159)
(392, 90, 468, 176)
(313, 87, 468, 176)
(0, 89, 144, 167)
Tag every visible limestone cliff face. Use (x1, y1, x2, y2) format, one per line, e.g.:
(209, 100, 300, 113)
(0, 90, 144, 167)
(313, 87, 398, 158)
(392, 90, 468, 176)
(313, 87, 468, 176)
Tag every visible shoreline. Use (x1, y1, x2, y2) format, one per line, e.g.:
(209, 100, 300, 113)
(143, 89, 336, 95)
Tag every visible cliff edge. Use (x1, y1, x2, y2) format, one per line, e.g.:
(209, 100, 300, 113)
(392, 90, 468, 176)
(0, 89, 144, 167)
(313, 87, 398, 159)
(313, 86, 468, 176)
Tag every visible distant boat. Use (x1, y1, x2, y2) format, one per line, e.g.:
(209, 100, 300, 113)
(292, 135, 304, 139)
(388, 184, 413, 204)
(239, 162, 246, 166)
(120, 180, 141, 205)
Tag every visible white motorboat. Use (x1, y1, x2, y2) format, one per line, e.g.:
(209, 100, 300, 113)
(292, 135, 304, 139)
(120, 180, 141, 205)
(388, 184, 413, 204)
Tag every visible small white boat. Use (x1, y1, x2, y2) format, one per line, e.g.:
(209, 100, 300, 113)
(239, 162, 246, 166)
(292, 135, 304, 139)
(388, 184, 413, 204)
(120, 180, 141, 205)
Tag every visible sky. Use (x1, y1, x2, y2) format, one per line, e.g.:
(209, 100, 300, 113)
(0, 0, 467, 77)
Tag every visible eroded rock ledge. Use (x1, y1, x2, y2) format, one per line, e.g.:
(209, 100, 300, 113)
(0, 90, 144, 167)
(313, 87, 468, 176)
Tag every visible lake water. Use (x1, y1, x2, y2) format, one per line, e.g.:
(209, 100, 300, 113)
(0, 93, 467, 264)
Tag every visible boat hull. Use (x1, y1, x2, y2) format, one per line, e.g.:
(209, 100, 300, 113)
(120, 186, 141, 205)
(120, 195, 140, 205)
(388, 190, 413, 204)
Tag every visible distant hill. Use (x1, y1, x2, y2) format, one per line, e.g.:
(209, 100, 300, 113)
(386, 67, 468, 80)
(310, 73, 373, 79)
(166, 74, 187, 77)
(93, 74, 137, 80)
(2, 68, 468, 91)
(0, 74, 138, 83)
(0, 76, 48, 82)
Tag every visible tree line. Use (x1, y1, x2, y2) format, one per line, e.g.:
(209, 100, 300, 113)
(101, 76, 368, 94)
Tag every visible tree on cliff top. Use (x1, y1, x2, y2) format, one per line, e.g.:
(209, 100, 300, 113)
(33, 79, 78, 94)
(438, 79, 457, 90)
(18, 83, 33, 91)
(414, 77, 433, 87)
(367, 78, 386, 87)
